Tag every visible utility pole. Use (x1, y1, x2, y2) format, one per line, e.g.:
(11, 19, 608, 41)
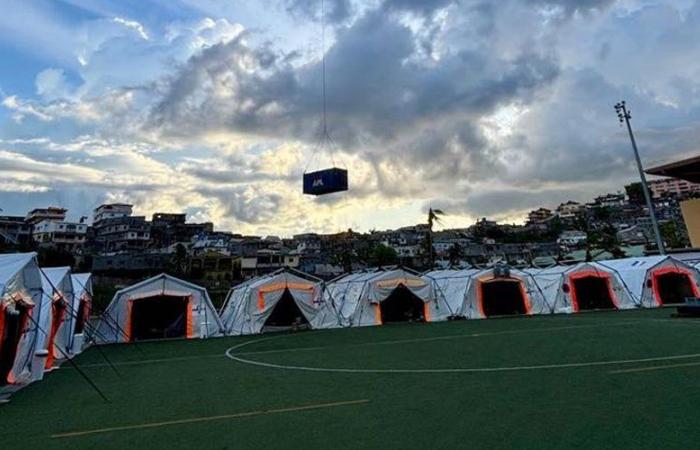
(614, 101, 666, 255)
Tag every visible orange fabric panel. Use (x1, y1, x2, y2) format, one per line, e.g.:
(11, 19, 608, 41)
(374, 278, 426, 289)
(374, 303, 383, 325)
(257, 280, 316, 311)
(423, 302, 432, 322)
(651, 266, 700, 306)
(567, 271, 617, 312)
(124, 299, 133, 342)
(45, 297, 66, 369)
(258, 282, 315, 294)
(477, 275, 530, 317)
(257, 290, 265, 311)
(186, 295, 194, 338)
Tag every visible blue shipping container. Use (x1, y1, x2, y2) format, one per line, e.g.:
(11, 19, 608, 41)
(303, 168, 348, 195)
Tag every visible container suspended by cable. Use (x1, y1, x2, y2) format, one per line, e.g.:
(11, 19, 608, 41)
(302, 0, 348, 196)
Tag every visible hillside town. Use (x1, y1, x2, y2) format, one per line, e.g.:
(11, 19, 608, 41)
(0, 177, 696, 301)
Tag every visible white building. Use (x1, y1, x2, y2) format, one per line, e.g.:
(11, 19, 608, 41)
(32, 220, 88, 251)
(556, 201, 585, 220)
(557, 230, 587, 247)
(93, 203, 133, 224)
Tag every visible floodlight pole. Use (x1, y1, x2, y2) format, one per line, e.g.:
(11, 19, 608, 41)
(614, 101, 666, 255)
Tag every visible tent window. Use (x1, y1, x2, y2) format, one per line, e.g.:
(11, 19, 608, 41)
(379, 284, 425, 323)
(130, 296, 188, 341)
(481, 280, 527, 317)
(0, 303, 29, 385)
(656, 272, 695, 305)
(264, 288, 309, 329)
(572, 276, 616, 310)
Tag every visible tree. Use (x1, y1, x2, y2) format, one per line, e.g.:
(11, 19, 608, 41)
(448, 242, 462, 266)
(370, 244, 398, 267)
(425, 208, 445, 269)
(37, 247, 75, 268)
(625, 182, 645, 206)
(660, 221, 685, 249)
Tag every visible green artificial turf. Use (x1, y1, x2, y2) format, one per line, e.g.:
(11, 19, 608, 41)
(3, 308, 700, 449)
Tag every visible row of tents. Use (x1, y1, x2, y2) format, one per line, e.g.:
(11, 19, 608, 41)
(96, 253, 700, 341)
(0, 253, 92, 395)
(3, 252, 698, 394)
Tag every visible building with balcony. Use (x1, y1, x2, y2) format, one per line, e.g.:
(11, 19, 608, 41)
(25, 207, 67, 225)
(0, 216, 31, 245)
(32, 220, 88, 251)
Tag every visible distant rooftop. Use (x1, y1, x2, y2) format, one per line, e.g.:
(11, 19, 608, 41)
(646, 154, 700, 183)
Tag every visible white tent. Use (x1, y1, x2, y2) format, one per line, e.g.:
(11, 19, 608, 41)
(37, 267, 75, 370)
(220, 269, 339, 335)
(597, 256, 700, 307)
(460, 267, 549, 319)
(423, 269, 481, 320)
(526, 263, 637, 313)
(68, 273, 92, 354)
(95, 274, 223, 343)
(324, 268, 436, 327)
(0, 253, 43, 388)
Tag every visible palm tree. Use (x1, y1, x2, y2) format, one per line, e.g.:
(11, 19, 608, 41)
(426, 208, 445, 269)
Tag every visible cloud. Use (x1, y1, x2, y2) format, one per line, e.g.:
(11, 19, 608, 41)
(3, 1, 700, 234)
(112, 17, 150, 40)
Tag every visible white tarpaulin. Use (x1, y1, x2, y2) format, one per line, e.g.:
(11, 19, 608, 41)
(526, 263, 636, 313)
(37, 267, 74, 371)
(220, 270, 339, 335)
(95, 273, 223, 343)
(597, 256, 700, 307)
(423, 269, 481, 320)
(0, 253, 43, 390)
(324, 268, 436, 327)
(460, 268, 550, 319)
(69, 273, 92, 354)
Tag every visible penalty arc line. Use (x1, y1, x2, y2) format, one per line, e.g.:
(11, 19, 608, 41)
(73, 321, 646, 368)
(51, 399, 370, 439)
(225, 335, 700, 374)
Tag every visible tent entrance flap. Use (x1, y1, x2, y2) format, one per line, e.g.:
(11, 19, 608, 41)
(572, 276, 616, 311)
(0, 303, 29, 385)
(655, 272, 695, 305)
(130, 296, 188, 341)
(480, 280, 527, 317)
(74, 299, 88, 334)
(379, 285, 425, 323)
(263, 289, 309, 328)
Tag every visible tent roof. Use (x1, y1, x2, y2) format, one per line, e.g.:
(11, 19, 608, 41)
(0, 252, 36, 286)
(424, 269, 480, 280)
(331, 268, 424, 286)
(42, 266, 71, 288)
(115, 273, 206, 297)
(597, 256, 670, 272)
(71, 273, 92, 298)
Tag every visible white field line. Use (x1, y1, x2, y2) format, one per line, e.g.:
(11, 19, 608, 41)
(51, 399, 370, 438)
(609, 361, 700, 374)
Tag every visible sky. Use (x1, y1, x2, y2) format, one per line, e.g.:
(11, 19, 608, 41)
(1, 0, 699, 236)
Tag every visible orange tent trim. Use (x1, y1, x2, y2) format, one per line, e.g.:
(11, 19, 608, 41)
(651, 267, 700, 306)
(568, 270, 618, 312)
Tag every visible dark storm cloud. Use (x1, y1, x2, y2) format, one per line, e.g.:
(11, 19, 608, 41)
(148, 7, 558, 196)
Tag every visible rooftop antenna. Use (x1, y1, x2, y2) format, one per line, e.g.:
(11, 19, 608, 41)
(614, 100, 665, 255)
